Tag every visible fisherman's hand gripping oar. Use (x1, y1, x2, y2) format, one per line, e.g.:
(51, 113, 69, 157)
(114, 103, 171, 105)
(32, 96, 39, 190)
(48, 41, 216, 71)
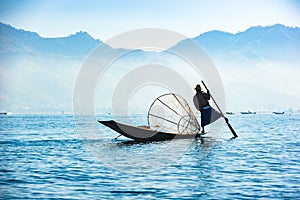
(201, 81, 238, 138)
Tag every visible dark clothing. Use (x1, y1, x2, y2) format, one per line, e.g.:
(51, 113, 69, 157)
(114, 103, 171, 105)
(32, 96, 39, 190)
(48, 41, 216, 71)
(193, 91, 210, 111)
(194, 90, 221, 127)
(200, 106, 222, 126)
(200, 105, 212, 126)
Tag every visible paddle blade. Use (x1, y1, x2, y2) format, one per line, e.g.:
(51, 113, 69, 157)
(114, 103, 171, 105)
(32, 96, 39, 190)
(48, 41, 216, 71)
(226, 121, 238, 137)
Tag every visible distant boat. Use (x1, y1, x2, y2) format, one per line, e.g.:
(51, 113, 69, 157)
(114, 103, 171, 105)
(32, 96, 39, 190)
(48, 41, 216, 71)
(241, 111, 256, 114)
(273, 112, 284, 114)
(0, 112, 7, 115)
(226, 112, 234, 115)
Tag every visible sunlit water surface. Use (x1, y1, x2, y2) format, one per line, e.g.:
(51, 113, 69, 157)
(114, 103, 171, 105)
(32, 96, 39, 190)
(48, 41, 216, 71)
(0, 114, 299, 199)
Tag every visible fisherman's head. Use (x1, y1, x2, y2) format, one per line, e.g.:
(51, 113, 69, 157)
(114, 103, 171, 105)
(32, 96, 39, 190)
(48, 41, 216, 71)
(194, 84, 201, 92)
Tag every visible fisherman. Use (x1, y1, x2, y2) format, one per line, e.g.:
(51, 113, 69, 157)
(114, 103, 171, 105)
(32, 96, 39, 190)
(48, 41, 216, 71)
(193, 84, 225, 134)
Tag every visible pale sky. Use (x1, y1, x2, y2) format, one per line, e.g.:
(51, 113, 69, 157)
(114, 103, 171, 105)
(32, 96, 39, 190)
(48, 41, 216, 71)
(0, 0, 299, 40)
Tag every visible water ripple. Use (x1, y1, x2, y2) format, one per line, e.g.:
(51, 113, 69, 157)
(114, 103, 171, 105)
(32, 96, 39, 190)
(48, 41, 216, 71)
(0, 114, 299, 199)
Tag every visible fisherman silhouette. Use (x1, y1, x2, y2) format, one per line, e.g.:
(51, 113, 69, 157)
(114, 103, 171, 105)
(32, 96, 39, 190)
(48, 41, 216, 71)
(193, 84, 223, 134)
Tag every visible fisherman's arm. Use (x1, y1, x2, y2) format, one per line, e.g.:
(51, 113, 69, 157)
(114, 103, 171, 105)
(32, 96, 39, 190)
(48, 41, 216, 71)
(205, 90, 211, 100)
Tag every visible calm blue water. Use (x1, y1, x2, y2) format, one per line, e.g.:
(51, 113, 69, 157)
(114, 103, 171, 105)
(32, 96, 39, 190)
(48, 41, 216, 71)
(0, 114, 299, 199)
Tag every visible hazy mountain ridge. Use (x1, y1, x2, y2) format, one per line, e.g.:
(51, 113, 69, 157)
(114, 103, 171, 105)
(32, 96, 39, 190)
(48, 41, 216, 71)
(0, 22, 101, 57)
(1, 22, 299, 59)
(0, 22, 299, 113)
(194, 24, 300, 63)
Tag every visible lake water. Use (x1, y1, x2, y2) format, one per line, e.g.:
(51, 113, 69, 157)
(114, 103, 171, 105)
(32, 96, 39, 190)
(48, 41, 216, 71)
(0, 114, 299, 199)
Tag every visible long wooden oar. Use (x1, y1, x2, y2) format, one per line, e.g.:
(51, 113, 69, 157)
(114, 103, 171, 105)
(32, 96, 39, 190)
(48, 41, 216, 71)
(201, 81, 238, 138)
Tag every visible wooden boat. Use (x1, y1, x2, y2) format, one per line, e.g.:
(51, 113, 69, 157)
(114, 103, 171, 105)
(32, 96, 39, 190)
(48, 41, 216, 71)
(273, 112, 284, 114)
(98, 93, 201, 141)
(226, 112, 234, 115)
(241, 111, 256, 114)
(99, 120, 198, 142)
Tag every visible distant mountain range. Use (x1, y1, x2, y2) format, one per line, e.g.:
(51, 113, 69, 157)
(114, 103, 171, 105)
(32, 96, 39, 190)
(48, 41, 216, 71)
(1, 22, 299, 60)
(0, 22, 101, 57)
(0, 22, 299, 113)
(193, 24, 300, 63)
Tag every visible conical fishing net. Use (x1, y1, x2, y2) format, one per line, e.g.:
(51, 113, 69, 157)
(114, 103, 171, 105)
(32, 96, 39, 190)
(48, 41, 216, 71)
(147, 93, 200, 134)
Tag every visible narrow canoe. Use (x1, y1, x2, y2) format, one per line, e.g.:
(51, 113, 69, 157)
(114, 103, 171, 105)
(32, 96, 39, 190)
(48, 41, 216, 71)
(98, 120, 198, 142)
